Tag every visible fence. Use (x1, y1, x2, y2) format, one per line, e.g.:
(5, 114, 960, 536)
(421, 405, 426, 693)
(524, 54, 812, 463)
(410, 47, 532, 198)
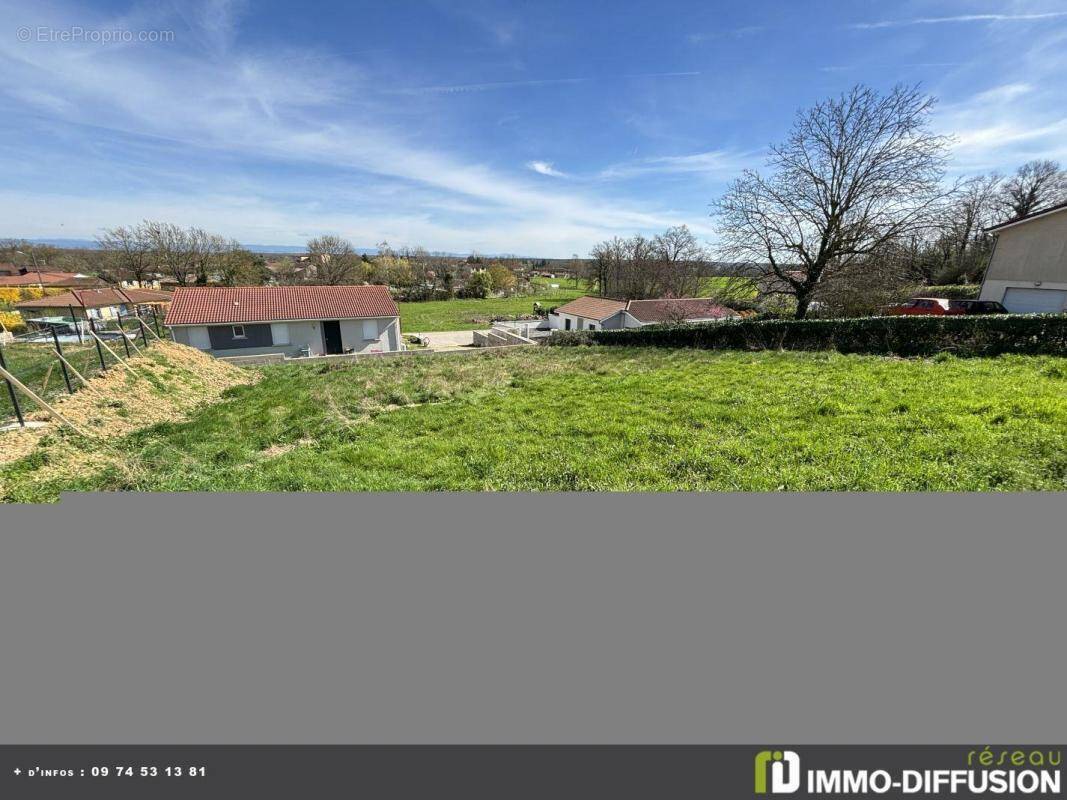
(0, 307, 167, 430)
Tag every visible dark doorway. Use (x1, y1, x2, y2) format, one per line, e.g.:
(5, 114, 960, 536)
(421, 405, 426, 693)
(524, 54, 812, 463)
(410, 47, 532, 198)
(322, 320, 343, 355)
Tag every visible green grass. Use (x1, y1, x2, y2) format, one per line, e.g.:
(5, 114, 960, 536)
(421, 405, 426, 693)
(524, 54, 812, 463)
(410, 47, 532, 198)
(1, 339, 119, 420)
(4, 348, 1066, 500)
(398, 285, 585, 332)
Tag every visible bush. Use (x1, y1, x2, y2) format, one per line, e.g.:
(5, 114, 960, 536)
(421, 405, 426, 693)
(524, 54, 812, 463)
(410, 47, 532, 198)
(545, 314, 1067, 357)
(0, 310, 26, 333)
(911, 284, 981, 300)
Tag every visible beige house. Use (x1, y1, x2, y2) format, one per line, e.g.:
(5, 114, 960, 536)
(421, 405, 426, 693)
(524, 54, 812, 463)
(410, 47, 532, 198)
(980, 200, 1067, 314)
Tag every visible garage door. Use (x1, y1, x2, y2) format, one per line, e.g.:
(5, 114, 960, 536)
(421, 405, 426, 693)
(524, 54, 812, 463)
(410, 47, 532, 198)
(1002, 288, 1067, 314)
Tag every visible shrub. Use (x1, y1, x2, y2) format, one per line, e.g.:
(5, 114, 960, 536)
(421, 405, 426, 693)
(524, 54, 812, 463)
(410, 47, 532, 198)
(545, 314, 1067, 357)
(0, 311, 27, 334)
(910, 284, 981, 300)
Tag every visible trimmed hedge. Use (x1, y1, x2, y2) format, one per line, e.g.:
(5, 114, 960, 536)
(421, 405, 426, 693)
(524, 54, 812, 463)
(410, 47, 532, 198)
(546, 314, 1067, 357)
(909, 284, 981, 300)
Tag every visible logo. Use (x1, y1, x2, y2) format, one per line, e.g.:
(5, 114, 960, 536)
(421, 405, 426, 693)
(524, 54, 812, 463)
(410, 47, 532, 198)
(755, 750, 802, 794)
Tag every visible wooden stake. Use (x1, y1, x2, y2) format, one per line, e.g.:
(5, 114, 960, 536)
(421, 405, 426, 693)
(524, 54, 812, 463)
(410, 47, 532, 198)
(53, 349, 105, 397)
(88, 329, 144, 378)
(0, 363, 93, 438)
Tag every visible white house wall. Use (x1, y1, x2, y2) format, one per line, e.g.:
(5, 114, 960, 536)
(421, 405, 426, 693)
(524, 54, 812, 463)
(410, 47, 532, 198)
(171, 317, 401, 357)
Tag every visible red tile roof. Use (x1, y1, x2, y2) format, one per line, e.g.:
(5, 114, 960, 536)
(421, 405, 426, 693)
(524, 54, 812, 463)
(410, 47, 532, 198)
(16, 288, 173, 309)
(0, 271, 105, 287)
(164, 285, 399, 326)
(553, 296, 627, 320)
(554, 295, 738, 323)
(625, 298, 739, 323)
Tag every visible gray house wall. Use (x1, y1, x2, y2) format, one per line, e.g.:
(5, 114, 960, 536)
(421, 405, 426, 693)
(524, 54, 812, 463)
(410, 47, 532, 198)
(171, 317, 401, 358)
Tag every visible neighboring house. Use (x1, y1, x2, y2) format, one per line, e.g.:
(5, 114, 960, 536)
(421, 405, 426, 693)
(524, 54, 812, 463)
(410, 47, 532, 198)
(979, 200, 1067, 314)
(0, 270, 105, 289)
(549, 296, 738, 331)
(165, 285, 401, 358)
(15, 287, 172, 321)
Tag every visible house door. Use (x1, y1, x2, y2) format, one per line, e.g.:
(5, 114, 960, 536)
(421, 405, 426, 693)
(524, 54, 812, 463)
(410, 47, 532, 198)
(322, 320, 343, 355)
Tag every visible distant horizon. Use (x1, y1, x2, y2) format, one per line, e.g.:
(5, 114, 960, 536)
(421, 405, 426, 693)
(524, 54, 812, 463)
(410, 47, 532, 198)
(2, 0, 1066, 256)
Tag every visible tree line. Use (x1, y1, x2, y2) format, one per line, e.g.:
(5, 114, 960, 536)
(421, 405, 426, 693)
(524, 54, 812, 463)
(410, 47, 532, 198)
(587, 84, 1067, 319)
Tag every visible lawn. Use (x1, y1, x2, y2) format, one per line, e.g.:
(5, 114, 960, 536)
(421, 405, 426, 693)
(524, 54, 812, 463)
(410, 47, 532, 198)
(3, 347, 1065, 500)
(398, 284, 585, 332)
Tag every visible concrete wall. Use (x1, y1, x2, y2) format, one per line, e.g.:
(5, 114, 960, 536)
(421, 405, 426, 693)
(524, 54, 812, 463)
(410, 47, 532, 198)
(984, 209, 1067, 283)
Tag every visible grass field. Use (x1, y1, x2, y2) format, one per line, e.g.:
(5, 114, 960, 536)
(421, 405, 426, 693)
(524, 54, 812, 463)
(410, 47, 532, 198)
(1, 339, 122, 420)
(398, 284, 585, 332)
(3, 347, 1065, 500)
(396, 276, 755, 333)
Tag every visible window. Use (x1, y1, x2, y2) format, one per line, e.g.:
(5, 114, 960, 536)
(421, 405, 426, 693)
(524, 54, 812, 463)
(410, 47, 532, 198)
(588, 323, 596, 330)
(270, 323, 290, 345)
(564, 318, 572, 331)
(362, 319, 378, 340)
(232, 325, 246, 339)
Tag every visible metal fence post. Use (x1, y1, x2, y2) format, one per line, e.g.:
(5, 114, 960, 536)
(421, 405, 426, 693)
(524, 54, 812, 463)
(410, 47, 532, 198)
(51, 328, 74, 394)
(138, 317, 149, 348)
(117, 317, 132, 359)
(69, 305, 82, 343)
(152, 309, 162, 338)
(88, 318, 107, 372)
(0, 344, 25, 427)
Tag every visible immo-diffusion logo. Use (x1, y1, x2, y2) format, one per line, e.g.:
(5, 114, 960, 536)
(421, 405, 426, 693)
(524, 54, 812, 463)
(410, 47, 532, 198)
(755, 750, 801, 794)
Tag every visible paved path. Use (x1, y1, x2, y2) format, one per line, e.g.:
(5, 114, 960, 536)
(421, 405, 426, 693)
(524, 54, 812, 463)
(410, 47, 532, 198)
(407, 329, 479, 351)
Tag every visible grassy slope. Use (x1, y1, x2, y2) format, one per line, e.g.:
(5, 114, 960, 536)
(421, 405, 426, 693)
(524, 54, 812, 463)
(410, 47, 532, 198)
(4, 348, 1065, 499)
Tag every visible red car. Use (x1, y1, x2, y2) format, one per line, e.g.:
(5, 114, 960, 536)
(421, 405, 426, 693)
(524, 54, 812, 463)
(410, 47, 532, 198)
(882, 297, 1007, 316)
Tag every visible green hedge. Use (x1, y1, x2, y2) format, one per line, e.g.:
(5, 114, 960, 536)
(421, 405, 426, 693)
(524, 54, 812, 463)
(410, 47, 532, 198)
(546, 314, 1067, 357)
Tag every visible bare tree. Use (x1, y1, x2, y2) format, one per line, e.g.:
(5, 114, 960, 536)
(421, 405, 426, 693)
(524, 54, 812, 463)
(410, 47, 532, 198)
(588, 226, 707, 299)
(306, 235, 360, 284)
(97, 225, 153, 286)
(142, 221, 199, 286)
(714, 84, 953, 318)
(998, 159, 1067, 220)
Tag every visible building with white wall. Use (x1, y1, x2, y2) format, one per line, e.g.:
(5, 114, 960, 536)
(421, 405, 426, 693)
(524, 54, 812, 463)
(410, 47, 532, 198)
(980, 201, 1067, 314)
(165, 285, 401, 358)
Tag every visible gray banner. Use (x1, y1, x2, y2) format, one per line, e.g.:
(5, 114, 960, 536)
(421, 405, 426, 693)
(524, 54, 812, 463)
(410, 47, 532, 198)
(1, 493, 1064, 743)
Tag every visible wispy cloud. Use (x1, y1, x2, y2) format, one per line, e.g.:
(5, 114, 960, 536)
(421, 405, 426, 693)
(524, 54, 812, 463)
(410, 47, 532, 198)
(849, 12, 1067, 30)
(0, 0, 714, 255)
(526, 161, 567, 178)
(599, 149, 756, 180)
(393, 71, 699, 95)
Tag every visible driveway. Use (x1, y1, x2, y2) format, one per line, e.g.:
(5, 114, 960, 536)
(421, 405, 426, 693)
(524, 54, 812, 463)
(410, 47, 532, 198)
(406, 329, 479, 351)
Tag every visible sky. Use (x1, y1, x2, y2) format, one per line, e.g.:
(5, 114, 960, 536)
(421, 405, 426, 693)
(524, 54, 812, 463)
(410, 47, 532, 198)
(2, 0, 1067, 257)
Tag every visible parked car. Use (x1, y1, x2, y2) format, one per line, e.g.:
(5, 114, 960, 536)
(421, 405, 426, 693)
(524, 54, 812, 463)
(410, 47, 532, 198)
(882, 297, 1008, 316)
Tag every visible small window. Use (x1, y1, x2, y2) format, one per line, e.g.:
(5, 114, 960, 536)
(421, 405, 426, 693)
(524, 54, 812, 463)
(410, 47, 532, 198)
(232, 325, 246, 339)
(362, 319, 378, 340)
(588, 323, 596, 330)
(564, 318, 572, 331)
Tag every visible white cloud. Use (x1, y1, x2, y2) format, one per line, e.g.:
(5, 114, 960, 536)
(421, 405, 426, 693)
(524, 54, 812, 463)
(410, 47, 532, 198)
(526, 161, 567, 178)
(598, 149, 756, 180)
(849, 12, 1067, 30)
(0, 0, 717, 255)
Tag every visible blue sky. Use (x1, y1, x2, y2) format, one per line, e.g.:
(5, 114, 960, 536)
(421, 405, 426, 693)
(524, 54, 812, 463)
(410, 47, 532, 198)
(2, 0, 1067, 256)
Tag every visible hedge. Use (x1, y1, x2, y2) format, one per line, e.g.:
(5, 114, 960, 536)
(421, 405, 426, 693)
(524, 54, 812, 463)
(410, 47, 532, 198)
(910, 284, 981, 300)
(545, 314, 1067, 357)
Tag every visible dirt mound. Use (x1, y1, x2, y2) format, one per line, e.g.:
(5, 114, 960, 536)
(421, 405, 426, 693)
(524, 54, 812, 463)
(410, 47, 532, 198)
(0, 342, 256, 480)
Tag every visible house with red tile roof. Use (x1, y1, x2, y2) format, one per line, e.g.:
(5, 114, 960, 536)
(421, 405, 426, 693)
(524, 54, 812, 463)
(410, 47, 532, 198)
(549, 295, 739, 332)
(164, 285, 401, 358)
(15, 287, 172, 321)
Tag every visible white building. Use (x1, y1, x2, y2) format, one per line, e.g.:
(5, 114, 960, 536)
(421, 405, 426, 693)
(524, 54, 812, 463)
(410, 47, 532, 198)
(549, 296, 739, 331)
(980, 200, 1067, 314)
(165, 285, 401, 358)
